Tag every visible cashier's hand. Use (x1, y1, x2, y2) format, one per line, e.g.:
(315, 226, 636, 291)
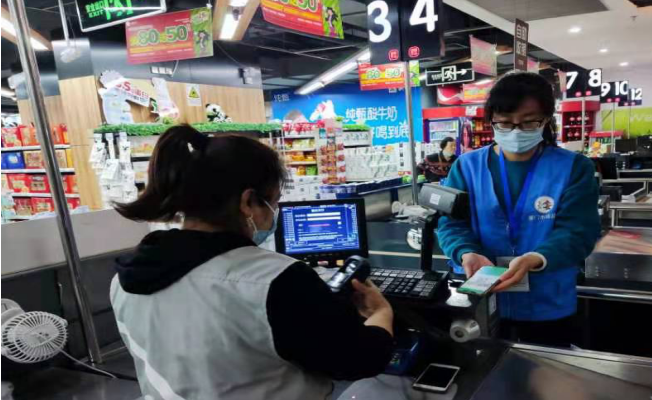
(351, 279, 392, 319)
(461, 253, 494, 278)
(493, 254, 544, 292)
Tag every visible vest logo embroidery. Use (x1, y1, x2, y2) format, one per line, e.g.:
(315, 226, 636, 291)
(534, 196, 554, 214)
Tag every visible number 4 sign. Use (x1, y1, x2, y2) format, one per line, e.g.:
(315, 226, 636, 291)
(367, 0, 445, 65)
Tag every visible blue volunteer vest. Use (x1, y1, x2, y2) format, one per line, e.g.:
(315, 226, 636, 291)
(458, 145, 578, 321)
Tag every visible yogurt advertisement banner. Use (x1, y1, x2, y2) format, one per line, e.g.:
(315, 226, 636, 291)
(261, 0, 344, 39)
(270, 84, 422, 145)
(126, 7, 213, 64)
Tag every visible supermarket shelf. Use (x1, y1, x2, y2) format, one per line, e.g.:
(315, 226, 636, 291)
(283, 135, 316, 139)
(563, 124, 594, 128)
(1, 145, 70, 151)
(472, 130, 492, 134)
(1, 168, 75, 174)
(283, 148, 316, 152)
(11, 192, 80, 198)
(287, 161, 317, 165)
(131, 153, 153, 158)
(5, 215, 32, 221)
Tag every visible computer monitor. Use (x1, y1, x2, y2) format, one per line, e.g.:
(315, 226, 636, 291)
(275, 198, 368, 264)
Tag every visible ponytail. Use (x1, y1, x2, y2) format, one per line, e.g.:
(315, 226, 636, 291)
(115, 125, 287, 228)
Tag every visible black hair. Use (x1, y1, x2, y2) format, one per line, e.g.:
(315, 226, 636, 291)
(440, 137, 455, 152)
(115, 125, 287, 231)
(485, 72, 558, 146)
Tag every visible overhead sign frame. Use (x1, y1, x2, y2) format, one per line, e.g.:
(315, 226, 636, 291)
(76, 0, 167, 32)
(425, 62, 474, 86)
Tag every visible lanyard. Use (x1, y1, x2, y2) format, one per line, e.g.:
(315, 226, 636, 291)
(498, 147, 543, 244)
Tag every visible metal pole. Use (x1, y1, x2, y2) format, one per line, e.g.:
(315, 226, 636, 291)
(6, 0, 102, 364)
(611, 102, 616, 153)
(581, 97, 586, 151)
(403, 61, 419, 204)
(628, 105, 631, 139)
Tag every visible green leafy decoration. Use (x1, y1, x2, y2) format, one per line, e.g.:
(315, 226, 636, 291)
(94, 122, 282, 136)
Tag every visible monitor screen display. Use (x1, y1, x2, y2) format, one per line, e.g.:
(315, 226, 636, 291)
(280, 202, 361, 255)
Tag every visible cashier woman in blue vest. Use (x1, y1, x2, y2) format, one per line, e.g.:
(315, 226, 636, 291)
(438, 72, 601, 347)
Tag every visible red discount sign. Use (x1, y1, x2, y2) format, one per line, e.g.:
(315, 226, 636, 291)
(261, 0, 344, 39)
(358, 62, 406, 91)
(126, 8, 212, 65)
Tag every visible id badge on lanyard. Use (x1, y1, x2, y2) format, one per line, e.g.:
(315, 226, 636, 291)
(497, 148, 543, 293)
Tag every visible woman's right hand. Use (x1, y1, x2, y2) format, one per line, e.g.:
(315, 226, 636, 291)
(461, 253, 494, 278)
(351, 279, 394, 336)
(351, 279, 391, 318)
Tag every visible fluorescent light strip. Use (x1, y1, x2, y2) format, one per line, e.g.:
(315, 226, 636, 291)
(296, 48, 370, 96)
(297, 82, 324, 96)
(1, 16, 49, 51)
(1, 87, 15, 98)
(320, 61, 357, 83)
(220, 12, 238, 40)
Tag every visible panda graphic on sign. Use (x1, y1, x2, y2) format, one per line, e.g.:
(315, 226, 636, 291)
(535, 196, 555, 214)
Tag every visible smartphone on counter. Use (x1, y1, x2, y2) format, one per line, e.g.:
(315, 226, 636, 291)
(457, 266, 506, 296)
(413, 363, 460, 393)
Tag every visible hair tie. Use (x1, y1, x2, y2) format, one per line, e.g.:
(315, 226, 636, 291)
(189, 133, 209, 153)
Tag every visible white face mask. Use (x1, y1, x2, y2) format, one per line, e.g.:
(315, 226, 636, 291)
(493, 126, 545, 154)
(247, 200, 279, 245)
(442, 150, 454, 158)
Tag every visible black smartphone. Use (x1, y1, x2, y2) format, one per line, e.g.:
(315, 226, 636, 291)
(413, 363, 460, 393)
(326, 256, 371, 294)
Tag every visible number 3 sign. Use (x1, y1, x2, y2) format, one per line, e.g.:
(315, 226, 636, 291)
(367, 0, 445, 65)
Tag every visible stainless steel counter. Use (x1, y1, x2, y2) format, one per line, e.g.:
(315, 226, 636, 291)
(577, 285, 652, 304)
(337, 344, 652, 400)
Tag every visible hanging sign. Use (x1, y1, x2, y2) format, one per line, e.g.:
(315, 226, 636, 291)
(185, 84, 202, 107)
(261, 0, 344, 39)
(76, 0, 166, 32)
(600, 80, 629, 104)
(513, 19, 528, 71)
(619, 87, 643, 107)
(126, 7, 213, 65)
(425, 62, 474, 86)
(470, 36, 497, 76)
(99, 71, 150, 106)
(367, 0, 445, 65)
(565, 68, 602, 98)
(358, 61, 419, 91)
(527, 58, 539, 74)
(152, 77, 180, 119)
(462, 80, 493, 103)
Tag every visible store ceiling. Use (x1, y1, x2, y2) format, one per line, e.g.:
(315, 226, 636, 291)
(1, 0, 580, 97)
(446, 0, 652, 73)
(466, 0, 608, 21)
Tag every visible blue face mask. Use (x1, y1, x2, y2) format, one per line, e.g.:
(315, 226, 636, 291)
(248, 200, 278, 245)
(493, 126, 544, 154)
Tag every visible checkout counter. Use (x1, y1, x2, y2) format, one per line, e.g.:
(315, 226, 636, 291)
(2, 187, 652, 399)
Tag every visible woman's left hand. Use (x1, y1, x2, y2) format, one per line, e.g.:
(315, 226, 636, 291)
(493, 254, 544, 292)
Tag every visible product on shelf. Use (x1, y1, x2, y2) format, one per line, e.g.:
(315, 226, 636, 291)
(1, 175, 9, 192)
(64, 175, 78, 194)
(31, 197, 55, 214)
(23, 151, 43, 169)
(19, 126, 39, 146)
(65, 149, 74, 168)
(1, 127, 22, 147)
(55, 149, 68, 168)
(7, 174, 30, 193)
(67, 198, 81, 210)
(28, 175, 50, 193)
(14, 198, 33, 216)
(2, 152, 26, 169)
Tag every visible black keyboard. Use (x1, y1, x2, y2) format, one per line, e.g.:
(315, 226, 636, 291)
(370, 269, 440, 299)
